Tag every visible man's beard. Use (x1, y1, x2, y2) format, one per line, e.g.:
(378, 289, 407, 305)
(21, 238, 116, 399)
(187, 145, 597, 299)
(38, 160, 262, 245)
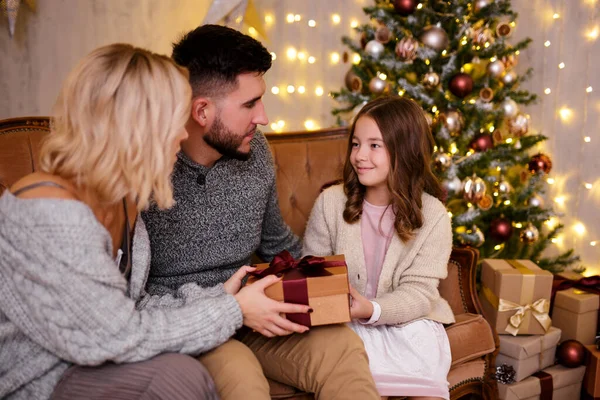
(204, 116, 252, 161)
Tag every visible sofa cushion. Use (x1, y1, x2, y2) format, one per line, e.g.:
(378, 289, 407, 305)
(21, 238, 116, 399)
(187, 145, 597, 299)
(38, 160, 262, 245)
(447, 313, 496, 367)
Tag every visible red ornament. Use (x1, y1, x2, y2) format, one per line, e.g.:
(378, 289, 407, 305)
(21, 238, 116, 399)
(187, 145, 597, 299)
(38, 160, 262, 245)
(449, 73, 474, 98)
(469, 134, 494, 152)
(489, 217, 513, 242)
(528, 153, 553, 175)
(393, 0, 418, 16)
(557, 340, 586, 368)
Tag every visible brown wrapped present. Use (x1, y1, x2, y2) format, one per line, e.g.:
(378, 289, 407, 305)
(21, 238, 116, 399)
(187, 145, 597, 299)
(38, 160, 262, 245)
(498, 364, 586, 400)
(246, 251, 351, 327)
(585, 344, 600, 398)
(496, 327, 561, 382)
(479, 259, 553, 336)
(551, 272, 600, 345)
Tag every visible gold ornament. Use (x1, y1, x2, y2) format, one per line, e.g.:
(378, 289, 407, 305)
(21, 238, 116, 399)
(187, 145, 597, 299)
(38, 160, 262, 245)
(479, 87, 494, 102)
(487, 60, 506, 78)
(463, 174, 487, 203)
(501, 98, 519, 118)
(345, 69, 363, 93)
(375, 25, 393, 44)
(368, 77, 387, 94)
(439, 109, 464, 136)
(433, 149, 452, 171)
(501, 70, 518, 86)
(495, 20, 513, 37)
(422, 71, 440, 89)
(395, 37, 419, 62)
(520, 223, 540, 244)
(508, 113, 530, 137)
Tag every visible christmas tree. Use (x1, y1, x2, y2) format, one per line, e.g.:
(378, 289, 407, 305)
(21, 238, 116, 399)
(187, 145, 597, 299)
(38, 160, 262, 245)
(332, 0, 580, 272)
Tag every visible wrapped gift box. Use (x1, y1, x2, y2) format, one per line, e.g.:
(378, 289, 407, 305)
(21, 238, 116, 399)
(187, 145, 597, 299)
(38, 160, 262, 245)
(585, 345, 600, 398)
(496, 327, 561, 382)
(479, 259, 553, 336)
(552, 271, 600, 346)
(246, 252, 351, 327)
(498, 364, 586, 400)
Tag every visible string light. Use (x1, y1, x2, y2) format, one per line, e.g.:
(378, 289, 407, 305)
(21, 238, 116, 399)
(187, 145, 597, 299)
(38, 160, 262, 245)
(304, 119, 318, 130)
(248, 27, 258, 37)
(264, 14, 274, 25)
(286, 47, 297, 60)
(352, 54, 361, 64)
(553, 13, 560, 19)
(315, 86, 324, 96)
(585, 183, 593, 189)
(270, 52, 277, 60)
(592, 241, 598, 247)
(547, 178, 555, 184)
(287, 85, 295, 93)
(271, 86, 280, 95)
(308, 19, 316, 27)
(544, 88, 551, 94)
(585, 136, 591, 142)
(574, 222, 587, 236)
(559, 107, 573, 122)
(544, 41, 551, 47)
(332, 14, 341, 24)
(297, 85, 306, 94)
(587, 86, 593, 93)
(286, 13, 295, 23)
(294, 14, 301, 22)
(297, 51, 306, 61)
(417, 3, 423, 9)
(350, 20, 359, 28)
(586, 25, 599, 40)
(330, 52, 340, 64)
(554, 196, 566, 206)
(558, 62, 565, 69)
(277, 120, 285, 129)
(308, 56, 316, 64)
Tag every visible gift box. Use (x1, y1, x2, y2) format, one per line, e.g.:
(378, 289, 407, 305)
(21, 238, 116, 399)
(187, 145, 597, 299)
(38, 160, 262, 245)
(496, 327, 561, 382)
(585, 344, 600, 398)
(498, 364, 586, 400)
(479, 259, 553, 336)
(551, 272, 600, 346)
(246, 251, 351, 327)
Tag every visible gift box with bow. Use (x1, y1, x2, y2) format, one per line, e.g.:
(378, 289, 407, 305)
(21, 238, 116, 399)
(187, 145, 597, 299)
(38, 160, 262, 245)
(496, 327, 562, 382)
(551, 272, 600, 345)
(245, 251, 351, 327)
(498, 364, 586, 400)
(479, 259, 553, 336)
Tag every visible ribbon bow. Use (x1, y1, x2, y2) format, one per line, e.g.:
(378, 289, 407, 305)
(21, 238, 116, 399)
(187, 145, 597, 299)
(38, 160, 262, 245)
(499, 298, 551, 336)
(551, 275, 600, 311)
(249, 250, 345, 279)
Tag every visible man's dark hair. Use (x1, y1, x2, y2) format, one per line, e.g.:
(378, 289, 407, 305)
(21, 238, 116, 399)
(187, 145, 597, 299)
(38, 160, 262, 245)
(172, 24, 272, 98)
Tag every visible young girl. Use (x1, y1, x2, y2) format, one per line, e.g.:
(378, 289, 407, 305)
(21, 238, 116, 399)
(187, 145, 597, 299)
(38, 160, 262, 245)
(303, 96, 455, 400)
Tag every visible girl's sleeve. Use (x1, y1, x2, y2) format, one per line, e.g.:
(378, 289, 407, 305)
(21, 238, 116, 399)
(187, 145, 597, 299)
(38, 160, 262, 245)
(302, 191, 334, 257)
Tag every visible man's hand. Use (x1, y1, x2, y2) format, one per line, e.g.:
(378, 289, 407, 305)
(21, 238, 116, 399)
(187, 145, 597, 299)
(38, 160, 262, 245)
(223, 265, 256, 295)
(349, 285, 374, 320)
(235, 275, 311, 337)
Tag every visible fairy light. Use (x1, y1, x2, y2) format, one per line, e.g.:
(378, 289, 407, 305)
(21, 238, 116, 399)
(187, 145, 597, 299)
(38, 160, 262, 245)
(417, 3, 423, 9)
(378, 73, 387, 80)
(431, 105, 438, 113)
(504, 200, 511, 205)
(546, 217, 559, 229)
(271, 86, 280, 95)
(350, 20, 359, 28)
(587, 86, 593, 93)
(304, 119, 318, 130)
(591, 241, 598, 247)
(398, 89, 405, 96)
(297, 85, 306, 94)
(515, 223, 523, 228)
(558, 62, 565, 69)
(294, 14, 301, 22)
(494, 245, 502, 250)
(585, 183, 593, 189)
(270, 123, 278, 130)
(544, 41, 551, 47)
(248, 27, 258, 37)
(574, 222, 586, 236)
(554, 196, 566, 206)
(586, 26, 599, 40)
(270, 52, 277, 60)
(286, 47, 297, 60)
(442, 50, 447, 56)
(308, 56, 316, 64)
(544, 88, 551, 94)
(286, 13, 295, 23)
(330, 52, 340, 64)
(352, 54, 361, 64)
(315, 86, 324, 96)
(332, 14, 341, 25)
(584, 136, 591, 142)
(308, 19, 316, 27)
(547, 178, 555, 185)
(559, 107, 573, 122)
(506, 138, 513, 144)
(287, 85, 295, 94)
(277, 120, 285, 129)
(553, 13, 560, 19)
(297, 51, 306, 61)
(264, 14, 274, 25)
(449, 143, 458, 154)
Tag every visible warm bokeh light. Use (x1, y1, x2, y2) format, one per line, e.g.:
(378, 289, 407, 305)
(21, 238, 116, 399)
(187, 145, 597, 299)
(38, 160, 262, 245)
(308, 19, 316, 27)
(286, 13, 295, 23)
(287, 85, 295, 94)
(286, 47, 297, 60)
(271, 86, 280, 95)
(297, 85, 306, 94)
(308, 56, 316, 64)
(315, 86, 324, 96)
(559, 107, 573, 122)
(330, 52, 340, 64)
(332, 14, 341, 24)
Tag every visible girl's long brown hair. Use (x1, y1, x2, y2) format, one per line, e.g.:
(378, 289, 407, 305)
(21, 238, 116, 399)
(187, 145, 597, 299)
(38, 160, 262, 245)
(342, 96, 444, 242)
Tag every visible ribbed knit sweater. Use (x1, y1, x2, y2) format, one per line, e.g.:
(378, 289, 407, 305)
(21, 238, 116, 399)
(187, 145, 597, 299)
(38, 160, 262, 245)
(0, 191, 243, 399)
(302, 184, 455, 326)
(142, 131, 301, 292)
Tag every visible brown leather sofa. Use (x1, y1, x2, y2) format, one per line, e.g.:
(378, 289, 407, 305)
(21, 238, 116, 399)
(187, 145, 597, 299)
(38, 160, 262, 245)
(0, 117, 499, 400)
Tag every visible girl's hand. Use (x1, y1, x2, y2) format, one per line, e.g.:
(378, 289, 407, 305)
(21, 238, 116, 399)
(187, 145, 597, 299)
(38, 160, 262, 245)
(349, 285, 374, 320)
(223, 265, 256, 295)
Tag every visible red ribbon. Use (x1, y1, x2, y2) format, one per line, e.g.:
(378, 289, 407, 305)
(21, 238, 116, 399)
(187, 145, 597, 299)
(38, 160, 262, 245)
(249, 251, 346, 327)
(532, 371, 553, 400)
(550, 275, 600, 334)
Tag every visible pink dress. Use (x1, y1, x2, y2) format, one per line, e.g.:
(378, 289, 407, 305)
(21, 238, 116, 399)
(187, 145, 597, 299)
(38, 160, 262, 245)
(349, 200, 452, 399)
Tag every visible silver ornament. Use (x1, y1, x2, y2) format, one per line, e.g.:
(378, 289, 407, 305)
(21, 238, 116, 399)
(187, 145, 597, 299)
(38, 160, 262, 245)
(365, 40, 385, 59)
(508, 113, 530, 137)
(487, 60, 506, 79)
(433, 149, 452, 171)
(520, 223, 540, 244)
(526, 194, 545, 208)
(422, 71, 440, 89)
(440, 109, 464, 136)
(420, 25, 449, 51)
(470, 225, 486, 247)
(368, 77, 387, 94)
(463, 174, 487, 203)
(501, 70, 518, 86)
(501, 98, 519, 118)
(442, 176, 462, 197)
(474, 0, 494, 12)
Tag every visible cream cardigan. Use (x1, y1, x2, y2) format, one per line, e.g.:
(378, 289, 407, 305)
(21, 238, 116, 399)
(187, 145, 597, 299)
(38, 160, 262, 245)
(302, 184, 455, 326)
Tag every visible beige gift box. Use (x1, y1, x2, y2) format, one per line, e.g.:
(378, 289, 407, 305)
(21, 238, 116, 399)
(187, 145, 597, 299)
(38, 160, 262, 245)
(496, 327, 561, 382)
(498, 364, 586, 400)
(479, 259, 553, 336)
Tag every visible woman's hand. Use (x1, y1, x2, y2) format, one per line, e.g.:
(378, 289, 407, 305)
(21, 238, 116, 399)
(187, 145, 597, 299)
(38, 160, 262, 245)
(223, 265, 255, 295)
(235, 275, 311, 337)
(349, 285, 374, 320)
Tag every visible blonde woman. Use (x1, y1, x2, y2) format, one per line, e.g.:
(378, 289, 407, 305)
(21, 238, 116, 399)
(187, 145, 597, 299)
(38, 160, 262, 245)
(0, 44, 310, 400)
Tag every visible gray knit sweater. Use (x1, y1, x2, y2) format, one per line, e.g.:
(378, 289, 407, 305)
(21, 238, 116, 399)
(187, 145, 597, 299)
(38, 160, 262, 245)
(142, 131, 301, 292)
(0, 191, 243, 399)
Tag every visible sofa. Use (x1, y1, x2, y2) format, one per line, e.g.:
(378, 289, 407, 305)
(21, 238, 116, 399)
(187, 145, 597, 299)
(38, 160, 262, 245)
(0, 116, 499, 399)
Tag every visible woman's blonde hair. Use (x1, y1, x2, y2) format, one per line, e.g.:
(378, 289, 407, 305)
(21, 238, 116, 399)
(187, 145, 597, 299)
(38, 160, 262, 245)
(39, 43, 192, 211)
